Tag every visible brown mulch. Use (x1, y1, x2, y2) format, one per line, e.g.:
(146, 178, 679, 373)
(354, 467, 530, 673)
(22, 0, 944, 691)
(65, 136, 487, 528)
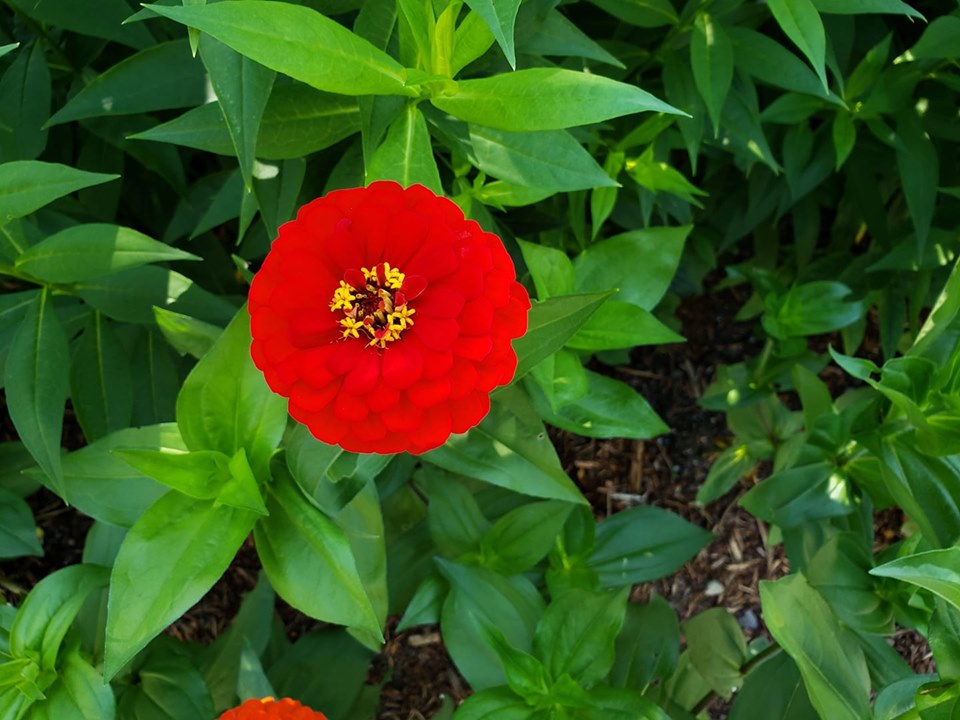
(0, 283, 935, 719)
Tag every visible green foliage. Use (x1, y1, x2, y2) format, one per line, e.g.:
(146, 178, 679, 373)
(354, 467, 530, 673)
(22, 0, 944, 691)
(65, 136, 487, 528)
(0, 0, 958, 717)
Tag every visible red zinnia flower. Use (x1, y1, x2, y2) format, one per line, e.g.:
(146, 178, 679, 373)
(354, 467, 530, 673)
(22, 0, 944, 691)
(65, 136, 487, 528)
(218, 697, 327, 719)
(249, 181, 530, 454)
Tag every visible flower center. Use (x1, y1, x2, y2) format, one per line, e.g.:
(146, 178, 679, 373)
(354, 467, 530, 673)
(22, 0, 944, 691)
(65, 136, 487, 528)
(329, 262, 421, 349)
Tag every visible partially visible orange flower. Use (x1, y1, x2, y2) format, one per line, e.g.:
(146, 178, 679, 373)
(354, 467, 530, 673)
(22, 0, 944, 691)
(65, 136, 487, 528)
(218, 697, 327, 720)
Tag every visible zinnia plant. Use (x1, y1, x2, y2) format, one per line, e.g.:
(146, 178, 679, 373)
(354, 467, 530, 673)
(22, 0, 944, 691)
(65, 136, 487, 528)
(248, 181, 530, 454)
(218, 697, 327, 720)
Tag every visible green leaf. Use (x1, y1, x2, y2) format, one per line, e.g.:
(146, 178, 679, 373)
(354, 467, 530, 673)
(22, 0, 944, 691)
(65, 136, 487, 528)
(480, 626, 552, 704)
(517, 8, 624, 68)
(895, 110, 938, 255)
(511, 292, 611, 382)
(425, 386, 585, 504)
(813, 0, 922, 16)
(451, 10, 496, 75)
(871, 548, 960, 613)
(697, 444, 760, 505)
(911, 258, 960, 360)
(478, 500, 573, 574)
(762, 281, 864, 339)
(5, 0, 154, 48)
(116, 641, 215, 719)
(574, 226, 690, 310)
(0, 161, 117, 226)
(438, 559, 544, 690)
(145, 1, 414, 97)
(589, 505, 711, 587)
(113, 448, 231, 499)
(254, 470, 382, 639)
(534, 588, 629, 687)
(528, 370, 669, 439)
(729, 651, 817, 720)
(27, 424, 181, 528)
(176, 308, 287, 482)
(588, 0, 678, 27)
(517, 240, 576, 300)
(131, 84, 360, 160)
(760, 574, 871, 720)
(105, 493, 257, 679)
(15, 224, 199, 283)
(30, 646, 116, 720)
(767, 0, 829, 91)
(0, 41, 51, 161)
(682, 608, 748, 699)
(4, 290, 69, 498)
(729, 28, 839, 102)
(10, 564, 109, 669)
(610, 595, 680, 689)
(74, 265, 237, 325)
(265, 630, 374, 719)
(832, 111, 856, 169)
(199, 571, 274, 710)
(366, 103, 442, 193)
(470, 125, 617, 193)
(70, 313, 133, 442)
(431, 68, 682, 132)
(46, 41, 207, 127)
(463, 0, 522, 68)
(454, 687, 539, 720)
(930, 599, 960, 681)
(566, 300, 684, 351)
(690, 14, 734, 136)
(153, 307, 223, 359)
(908, 16, 960, 59)
(0, 488, 42, 559)
(199, 34, 276, 189)
(424, 468, 490, 558)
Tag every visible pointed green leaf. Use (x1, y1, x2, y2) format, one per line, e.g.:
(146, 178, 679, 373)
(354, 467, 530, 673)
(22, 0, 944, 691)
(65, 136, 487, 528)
(871, 548, 960, 613)
(105, 493, 257, 678)
(690, 14, 733, 135)
(0, 41, 51, 161)
(176, 308, 287, 482)
(813, 0, 922, 16)
(70, 313, 133, 442)
(767, 0, 829, 91)
(0, 488, 42, 559)
(5, 0, 154, 48)
(511, 292, 611, 381)
(144, 1, 414, 97)
(254, 469, 382, 638)
(131, 84, 360, 160)
(432, 68, 682, 132)
(760, 574, 871, 720)
(4, 290, 68, 497)
(30, 647, 116, 720)
(0, 161, 117, 225)
(366, 103, 442, 193)
(74, 265, 237, 325)
(895, 110, 937, 255)
(15, 224, 199, 283)
(46, 41, 207, 127)
(463, 0, 521, 68)
(425, 386, 585, 504)
(470, 125, 617, 193)
(534, 588, 630, 687)
(589, 504, 710, 587)
(199, 35, 276, 189)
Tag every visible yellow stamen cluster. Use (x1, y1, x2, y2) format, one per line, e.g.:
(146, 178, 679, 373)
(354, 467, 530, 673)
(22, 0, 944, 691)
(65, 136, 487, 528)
(329, 262, 415, 349)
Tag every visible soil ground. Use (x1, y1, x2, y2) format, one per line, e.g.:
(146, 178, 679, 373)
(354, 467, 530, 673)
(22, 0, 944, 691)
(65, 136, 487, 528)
(0, 282, 934, 719)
